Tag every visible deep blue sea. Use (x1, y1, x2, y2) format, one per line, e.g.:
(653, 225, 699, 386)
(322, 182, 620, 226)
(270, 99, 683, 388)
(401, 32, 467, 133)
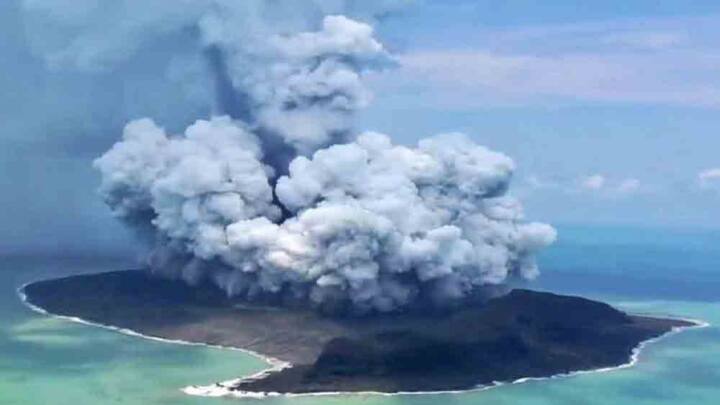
(1, 225, 718, 404)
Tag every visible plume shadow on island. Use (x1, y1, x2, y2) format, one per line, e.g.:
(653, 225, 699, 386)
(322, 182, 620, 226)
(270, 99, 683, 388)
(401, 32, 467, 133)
(19, 270, 702, 396)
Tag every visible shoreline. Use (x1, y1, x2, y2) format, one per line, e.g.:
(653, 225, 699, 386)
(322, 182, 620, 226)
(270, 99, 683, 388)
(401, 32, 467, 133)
(181, 314, 709, 399)
(16, 275, 710, 399)
(16, 280, 290, 373)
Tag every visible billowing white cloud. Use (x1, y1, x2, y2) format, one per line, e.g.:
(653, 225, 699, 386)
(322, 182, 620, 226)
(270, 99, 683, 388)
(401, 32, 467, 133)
(98, 120, 555, 313)
(79, 4, 556, 314)
(21, 1, 398, 159)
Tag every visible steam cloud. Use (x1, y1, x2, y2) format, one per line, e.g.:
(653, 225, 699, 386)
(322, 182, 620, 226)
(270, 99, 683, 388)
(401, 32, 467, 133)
(37, 0, 556, 313)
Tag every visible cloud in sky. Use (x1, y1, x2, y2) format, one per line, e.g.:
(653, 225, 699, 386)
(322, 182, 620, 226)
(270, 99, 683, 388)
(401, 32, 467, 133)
(522, 173, 644, 197)
(616, 178, 641, 194)
(698, 168, 720, 187)
(600, 31, 684, 50)
(370, 14, 720, 109)
(581, 174, 606, 191)
(578, 175, 644, 195)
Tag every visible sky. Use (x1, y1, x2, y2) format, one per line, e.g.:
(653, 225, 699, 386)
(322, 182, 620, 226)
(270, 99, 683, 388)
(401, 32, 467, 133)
(361, 0, 720, 227)
(1, 0, 719, 256)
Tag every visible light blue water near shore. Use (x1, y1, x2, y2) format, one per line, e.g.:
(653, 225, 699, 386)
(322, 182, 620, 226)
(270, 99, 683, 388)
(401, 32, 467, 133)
(1, 225, 719, 405)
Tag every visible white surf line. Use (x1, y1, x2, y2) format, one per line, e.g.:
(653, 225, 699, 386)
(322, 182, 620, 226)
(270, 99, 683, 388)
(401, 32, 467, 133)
(182, 315, 710, 399)
(16, 278, 710, 400)
(16, 280, 290, 379)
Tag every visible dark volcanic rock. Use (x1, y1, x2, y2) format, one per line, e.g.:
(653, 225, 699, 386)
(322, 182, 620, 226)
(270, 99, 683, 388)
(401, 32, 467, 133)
(21, 270, 695, 395)
(231, 289, 692, 394)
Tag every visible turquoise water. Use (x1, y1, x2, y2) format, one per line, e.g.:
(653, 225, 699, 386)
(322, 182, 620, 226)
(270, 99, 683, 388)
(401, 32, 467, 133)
(1, 226, 719, 404)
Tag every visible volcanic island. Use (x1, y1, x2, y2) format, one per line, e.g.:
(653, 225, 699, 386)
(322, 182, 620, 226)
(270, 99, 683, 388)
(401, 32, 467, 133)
(21, 270, 700, 397)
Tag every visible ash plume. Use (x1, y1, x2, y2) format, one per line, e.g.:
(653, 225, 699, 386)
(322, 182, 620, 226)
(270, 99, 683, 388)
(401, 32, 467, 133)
(33, 0, 556, 313)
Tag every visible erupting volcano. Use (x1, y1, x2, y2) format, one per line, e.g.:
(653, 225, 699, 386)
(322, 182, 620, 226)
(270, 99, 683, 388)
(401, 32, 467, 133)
(91, 8, 556, 315)
(16, 0, 705, 398)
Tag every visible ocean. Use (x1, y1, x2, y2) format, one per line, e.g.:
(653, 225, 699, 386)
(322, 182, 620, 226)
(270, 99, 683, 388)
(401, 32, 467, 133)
(1, 225, 718, 405)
